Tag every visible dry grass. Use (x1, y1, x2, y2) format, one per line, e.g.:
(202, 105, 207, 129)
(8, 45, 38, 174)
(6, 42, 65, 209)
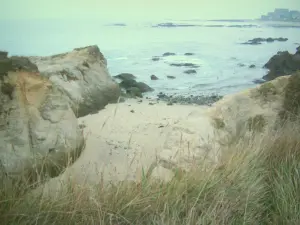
(0, 117, 299, 225)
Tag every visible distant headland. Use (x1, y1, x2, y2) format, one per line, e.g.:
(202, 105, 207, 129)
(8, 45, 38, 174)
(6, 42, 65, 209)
(260, 8, 300, 22)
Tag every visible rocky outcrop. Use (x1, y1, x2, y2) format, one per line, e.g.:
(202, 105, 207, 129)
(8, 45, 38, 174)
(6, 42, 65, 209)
(29, 45, 120, 117)
(0, 70, 84, 183)
(114, 72, 154, 98)
(262, 47, 300, 81)
(242, 37, 288, 45)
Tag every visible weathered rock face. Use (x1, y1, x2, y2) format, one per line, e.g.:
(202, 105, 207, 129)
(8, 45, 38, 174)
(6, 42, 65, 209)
(29, 45, 121, 117)
(0, 71, 84, 181)
(262, 47, 300, 81)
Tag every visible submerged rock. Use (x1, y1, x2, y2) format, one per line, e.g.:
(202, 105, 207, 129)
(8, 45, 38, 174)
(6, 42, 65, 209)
(169, 63, 200, 68)
(249, 64, 256, 68)
(242, 37, 288, 45)
(184, 53, 194, 56)
(114, 73, 136, 81)
(162, 52, 176, 57)
(184, 69, 197, 74)
(167, 75, 176, 79)
(151, 75, 159, 80)
(152, 56, 160, 61)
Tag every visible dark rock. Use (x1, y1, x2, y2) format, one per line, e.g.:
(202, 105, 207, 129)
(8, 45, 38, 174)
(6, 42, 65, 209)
(242, 37, 288, 45)
(238, 63, 246, 67)
(126, 87, 142, 98)
(167, 102, 173, 106)
(130, 110, 135, 113)
(163, 52, 176, 57)
(152, 57, 160, 61)
(169, 63, 200, 68)
(249, 64, 256, 68)
(151, 75, 159, 80)
(253, 79, 266, 84)
(149, 102, 155, 105)
(0, 51, 8, 60)
(184, 69, 197, 74)
(262, 47, 300, 81)
(10, 56, 39, 73)
(136, 82, 154, 92)
(167, 76, 176, 79)
(154, 23, 197, 28)
(184, 53, 194, 56)
(119, 79, 138, 89)
(114, 73, 136, 81)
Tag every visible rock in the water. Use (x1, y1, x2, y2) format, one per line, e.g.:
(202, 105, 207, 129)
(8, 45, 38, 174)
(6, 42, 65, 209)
(238, 63, 246, 67)
(151, 75, 159, 80)
(262, 47, 300, 81)
(29, 45, 120, 117)
(184, 69, 197, 74)
(136, 82, 154, 92)
(249, 64, 256, 68)
(169, 63, 200, 68)
(162, 52, 176, 57)
(126, 87, 143, 98)
(167, 76, 176, 79)
(0, 71, 84, 184)
(184, 53, 194, 56)
(114, 73, 136, 81)
(152, 57, 160, 61)
(242, 37, 288, 45)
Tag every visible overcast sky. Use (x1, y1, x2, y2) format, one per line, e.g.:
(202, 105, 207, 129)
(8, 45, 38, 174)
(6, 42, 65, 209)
(2, 0, 300, 21)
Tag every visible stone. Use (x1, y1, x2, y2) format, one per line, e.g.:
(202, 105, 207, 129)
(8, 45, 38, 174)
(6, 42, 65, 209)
(249, 64, 256, 68)
(29, 45, 120, 117)
(151, 75, 159, 80)
(126, 87, 143, 98)
(162, 52, 176, 57)
(167, 75, 176, 79)
(184, 69, 197, 74)
(238, 63, 246, 67)
(152, 57, 160, 61)
(114, 73, 136, 81)
(169, 63, 200, 68)
(0, 71, 84, 184)
(184, 53, 194, 56)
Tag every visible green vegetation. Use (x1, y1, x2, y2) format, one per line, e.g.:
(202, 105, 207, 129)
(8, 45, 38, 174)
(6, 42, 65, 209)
(256, 82, 277, 99)
(247, 114, 267, 132)
(279, 71, 300, 121)
(1, 117, 300, 225)
(213, 117, 225, 129)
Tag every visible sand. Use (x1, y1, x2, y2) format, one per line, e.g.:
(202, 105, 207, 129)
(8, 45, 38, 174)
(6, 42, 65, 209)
(45, 99, 216, 185)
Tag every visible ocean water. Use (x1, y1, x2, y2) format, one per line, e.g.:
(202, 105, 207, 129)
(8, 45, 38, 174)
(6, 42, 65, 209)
(1, 19, 300, 97)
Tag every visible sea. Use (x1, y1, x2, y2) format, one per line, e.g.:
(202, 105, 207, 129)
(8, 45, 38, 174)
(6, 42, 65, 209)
(1, 19, 300, 97)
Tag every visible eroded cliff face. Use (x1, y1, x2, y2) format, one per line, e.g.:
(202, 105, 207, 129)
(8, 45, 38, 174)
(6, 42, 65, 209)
(29, 45, 121, 117)
(0, 50, 86, 185)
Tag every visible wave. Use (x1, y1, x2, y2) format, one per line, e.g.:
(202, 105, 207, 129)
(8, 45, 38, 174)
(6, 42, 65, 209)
(152, 22, 260, 28)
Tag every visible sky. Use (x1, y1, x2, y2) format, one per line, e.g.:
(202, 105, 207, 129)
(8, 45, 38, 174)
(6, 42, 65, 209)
(1, 0, 300, 21)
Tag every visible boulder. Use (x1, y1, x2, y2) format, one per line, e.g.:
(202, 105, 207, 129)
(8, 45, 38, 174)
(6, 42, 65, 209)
(0, 71, 84, 183)
(262, 47, 300, 81)
(114, 73, 136, 81)
(150, 75, 159, 80)
(29, 45, 120, 118)
(249, 64, 256, 68)
(119, 79, 154, 93)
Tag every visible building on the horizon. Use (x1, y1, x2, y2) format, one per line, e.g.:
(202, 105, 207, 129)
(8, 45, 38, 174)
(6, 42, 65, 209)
(260, 8, 300, 22)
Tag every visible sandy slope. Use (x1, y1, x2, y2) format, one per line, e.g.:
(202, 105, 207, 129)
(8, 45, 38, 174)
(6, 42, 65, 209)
(39, 98, 218, 195)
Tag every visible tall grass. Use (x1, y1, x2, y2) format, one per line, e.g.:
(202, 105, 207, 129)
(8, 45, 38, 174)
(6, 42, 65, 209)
(1, 118, 300, 225)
